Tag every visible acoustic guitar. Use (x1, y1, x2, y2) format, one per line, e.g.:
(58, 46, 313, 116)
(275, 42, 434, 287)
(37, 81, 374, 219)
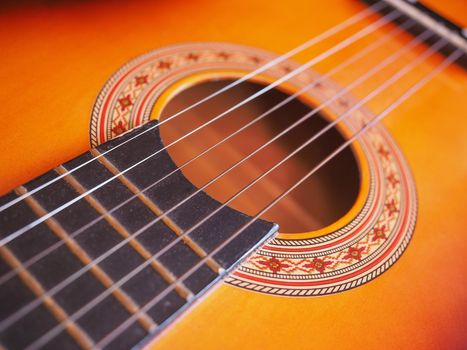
(0, 0, 465, 349)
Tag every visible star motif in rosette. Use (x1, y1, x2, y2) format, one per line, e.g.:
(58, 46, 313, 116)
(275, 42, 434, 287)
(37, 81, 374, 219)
(372, 225, 387, 242)
(117, 95, 133, 111)
(303, 258, 332, 274)
(112, 120, 127, 136)
(377, 145, 391, 160)
(385, 199, 399, 217)
(134, 75, 148, 87)
(343, 246, 365, 261)
(157, 60, 173, 70)
(185, 53, 200, 61)
(258, 257, 290, 273)
(386, 172, 399, 188)
(217, 52, 231, 60)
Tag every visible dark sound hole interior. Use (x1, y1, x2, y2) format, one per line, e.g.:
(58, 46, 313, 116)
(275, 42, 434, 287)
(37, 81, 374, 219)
(160, 78, 360, 233)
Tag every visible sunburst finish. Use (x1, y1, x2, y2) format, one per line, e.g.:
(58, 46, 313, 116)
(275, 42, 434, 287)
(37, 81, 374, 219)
(0, 0, 466, 349)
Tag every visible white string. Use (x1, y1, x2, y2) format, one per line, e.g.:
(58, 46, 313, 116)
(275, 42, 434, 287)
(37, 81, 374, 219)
(26, 32, 455, 350)
(0, 17, 417, 291)
(0, 18, 420, 335)
(0, 1, 387, 214)
(0, 7, 401, 248)
(95, 46, 462, 350)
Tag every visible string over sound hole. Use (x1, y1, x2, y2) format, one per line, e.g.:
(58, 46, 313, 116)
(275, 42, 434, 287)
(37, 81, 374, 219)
(160, 79, 361, 233)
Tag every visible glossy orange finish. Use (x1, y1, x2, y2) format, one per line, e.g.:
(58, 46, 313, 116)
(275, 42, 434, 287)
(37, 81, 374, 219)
(0, 0, 466, 349)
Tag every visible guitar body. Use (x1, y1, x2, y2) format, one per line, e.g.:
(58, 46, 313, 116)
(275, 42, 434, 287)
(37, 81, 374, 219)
(0, 0, 466, 349)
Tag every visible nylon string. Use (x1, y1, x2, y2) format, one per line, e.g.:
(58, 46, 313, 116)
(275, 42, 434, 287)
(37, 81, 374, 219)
(0, 1, 387, 214)
(0, 16, 418, 290)
(0, 15, 421, 334)
(95, 46, 462, 350)
(0, 5, 400, 247)
(24, 31, 462, 350)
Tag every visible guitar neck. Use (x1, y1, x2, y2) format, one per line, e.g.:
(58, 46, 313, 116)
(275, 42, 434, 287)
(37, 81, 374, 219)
(0, 119, 277, 348)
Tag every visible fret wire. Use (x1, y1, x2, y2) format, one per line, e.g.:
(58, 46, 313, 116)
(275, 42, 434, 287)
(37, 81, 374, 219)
(90, 151, 221, 275)
(56, 166, 194, 300)
(115, 26, 436, 280)
(26, 33, 453, 350)
(0, 6, 401, 248)
(0, 1, 388, 215)
(0, 14, 414, 293)
(0, 239, 94, 349)
(96, 46, 462, 350)
(9, 187, 157, 334)
(0, 20, 426, 338)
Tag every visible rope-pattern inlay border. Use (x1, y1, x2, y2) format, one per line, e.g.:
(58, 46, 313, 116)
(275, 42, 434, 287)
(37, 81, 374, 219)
(89, 42, 417, 297)
(227, 122, 417, 296)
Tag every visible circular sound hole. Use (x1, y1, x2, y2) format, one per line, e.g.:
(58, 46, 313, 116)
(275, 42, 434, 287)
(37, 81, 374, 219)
(159, 78, 360, 233)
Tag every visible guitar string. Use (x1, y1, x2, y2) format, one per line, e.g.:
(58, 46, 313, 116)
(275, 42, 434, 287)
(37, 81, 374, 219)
(0, 8, 402, 247)
(0, 17, 417, 291)
(0, 7, 398, 246)
(25, 33, 453, 350)
(0, 18, 422, 334)
(96, 46, 463, 350)
(0, 1, 387, 214)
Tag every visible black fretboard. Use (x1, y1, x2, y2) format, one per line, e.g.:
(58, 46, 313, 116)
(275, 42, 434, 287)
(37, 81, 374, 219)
(0, 120, 277, 350)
